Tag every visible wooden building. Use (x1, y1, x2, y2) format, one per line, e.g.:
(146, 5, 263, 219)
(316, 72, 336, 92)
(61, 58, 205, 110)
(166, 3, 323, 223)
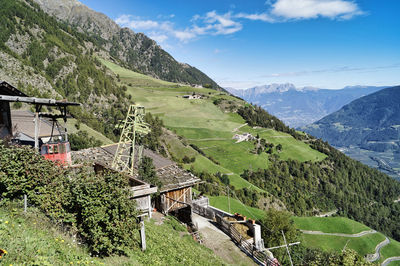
(0, 81, 27, 139)
(156, 164, 199, 214)
(72, 144, 201, 216)
(93, 163, 157, 217)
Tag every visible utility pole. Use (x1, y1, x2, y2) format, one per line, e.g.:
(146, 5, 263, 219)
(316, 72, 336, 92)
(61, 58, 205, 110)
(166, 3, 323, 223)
(282, 230, 293, 266)
(140, 217, 146, 251)
(34, 110, 39, 151)
(227, 186, 231, 213)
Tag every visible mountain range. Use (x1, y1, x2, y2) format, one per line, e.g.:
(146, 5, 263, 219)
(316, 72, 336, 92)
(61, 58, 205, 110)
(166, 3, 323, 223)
(302, 85, 400, 179)
(34, 0, 220, 89)
(227, 84, 387, 128)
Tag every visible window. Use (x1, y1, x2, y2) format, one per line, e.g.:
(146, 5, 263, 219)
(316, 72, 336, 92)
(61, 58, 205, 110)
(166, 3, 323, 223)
(53, 145, 59, 154)
(48, 145, 54, 154)
(41, 145, 48, 155)
(59, 143, 66, 154)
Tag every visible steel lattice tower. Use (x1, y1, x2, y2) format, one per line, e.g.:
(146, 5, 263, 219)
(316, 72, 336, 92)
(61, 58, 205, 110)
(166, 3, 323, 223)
(112, 105, 150, 175)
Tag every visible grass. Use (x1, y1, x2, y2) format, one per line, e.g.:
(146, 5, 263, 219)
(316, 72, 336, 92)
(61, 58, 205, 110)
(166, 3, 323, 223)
(0, 204, 103, 265)
(294, 216, 400, 263)
(100, 58, 327, 193)
(66, 118, 114, 145)
(379, 238, 400, 264)
(209, 196, 265, 220)
(0, 204, 225, 265)
(292, 216, 370, 234)
(299, 233, 386, 257)
(99, 58, 177, 88)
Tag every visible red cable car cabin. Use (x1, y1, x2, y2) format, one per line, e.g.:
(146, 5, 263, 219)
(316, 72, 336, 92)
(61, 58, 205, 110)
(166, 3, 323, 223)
(41, 141, 72, 165)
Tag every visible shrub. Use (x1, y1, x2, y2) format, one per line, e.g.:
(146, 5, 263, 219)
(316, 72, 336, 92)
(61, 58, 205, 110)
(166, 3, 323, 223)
(0, 143, 140, 256)
(69, 130, 102, 151)
(70, 169, 139, 256)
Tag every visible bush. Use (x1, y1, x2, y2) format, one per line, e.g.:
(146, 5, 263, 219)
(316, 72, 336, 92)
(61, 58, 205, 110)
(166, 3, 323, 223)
(71, 169, 139, 255)
(69, 130, 102, 151)
(0, 143, 140, 256)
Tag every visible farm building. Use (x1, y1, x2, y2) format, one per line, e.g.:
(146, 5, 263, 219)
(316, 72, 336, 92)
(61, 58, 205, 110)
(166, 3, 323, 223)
(72, 144, 201, 216)
(182, 94, 202, 99)
(10, 110, 60, 146)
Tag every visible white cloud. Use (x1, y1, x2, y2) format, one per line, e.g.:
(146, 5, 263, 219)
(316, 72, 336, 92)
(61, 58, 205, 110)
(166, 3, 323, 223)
(115, 15, 159, 30)
(115, 1, 364, 45)
(115, 11, 243, 44)
(236, 12, 276, 23)
(148, 32, 169, 43)
(270, 0, 364, 20)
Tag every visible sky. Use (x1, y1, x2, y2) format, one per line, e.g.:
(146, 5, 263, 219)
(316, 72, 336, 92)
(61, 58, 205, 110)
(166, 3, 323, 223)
(79, 0, 400, 90)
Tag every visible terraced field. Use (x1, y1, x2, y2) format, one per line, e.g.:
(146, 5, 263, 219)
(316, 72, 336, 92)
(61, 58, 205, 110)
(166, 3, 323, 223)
(101, 59, 326, 191)
(293, 217, 400, 263)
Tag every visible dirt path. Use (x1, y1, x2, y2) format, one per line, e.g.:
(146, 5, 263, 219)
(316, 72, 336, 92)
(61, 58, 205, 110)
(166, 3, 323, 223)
(192, 213, 255, 266)
(382, 256, 400, 266)
(365, 237, 390, 262)
(300, 229, 376, 237)
(232, 123, 248, 133)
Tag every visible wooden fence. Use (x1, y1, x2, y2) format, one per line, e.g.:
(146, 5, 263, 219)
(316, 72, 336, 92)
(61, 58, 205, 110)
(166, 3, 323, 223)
(215, 214, 279, 266)
(192, 199, 279, 266)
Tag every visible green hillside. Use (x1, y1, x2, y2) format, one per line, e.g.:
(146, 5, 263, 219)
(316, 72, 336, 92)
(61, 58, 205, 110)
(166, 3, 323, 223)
(292, 216, 370, 234)
(294, 216, 400, 263)
(100, 58, 326, 193)
(0, 204, 224, 265)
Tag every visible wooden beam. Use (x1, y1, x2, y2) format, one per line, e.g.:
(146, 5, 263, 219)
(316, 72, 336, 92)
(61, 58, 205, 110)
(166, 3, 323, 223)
(165, 187, 190, 212)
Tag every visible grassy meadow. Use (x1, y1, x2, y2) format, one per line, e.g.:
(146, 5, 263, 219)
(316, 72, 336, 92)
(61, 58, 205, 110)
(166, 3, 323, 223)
(100, 58, 326, 193)
(292, 216, 370, 234)
(0, 204, 225, 265)
(293, 216, 400, 263)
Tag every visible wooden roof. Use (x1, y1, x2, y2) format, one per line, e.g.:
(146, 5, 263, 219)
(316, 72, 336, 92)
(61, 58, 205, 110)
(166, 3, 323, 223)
(72, 144, 200, 192)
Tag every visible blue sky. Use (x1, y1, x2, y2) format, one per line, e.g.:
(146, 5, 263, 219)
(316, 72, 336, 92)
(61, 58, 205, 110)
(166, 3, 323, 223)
(79, 0, 400, 90)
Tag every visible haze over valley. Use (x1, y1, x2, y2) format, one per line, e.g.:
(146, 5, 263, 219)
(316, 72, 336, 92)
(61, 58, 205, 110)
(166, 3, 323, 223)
(0, 0, 399, 265)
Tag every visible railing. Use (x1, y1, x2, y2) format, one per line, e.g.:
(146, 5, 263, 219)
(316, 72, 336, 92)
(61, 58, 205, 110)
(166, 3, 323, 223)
(192, 202, 215, 220)
(214, 214, 279, 266)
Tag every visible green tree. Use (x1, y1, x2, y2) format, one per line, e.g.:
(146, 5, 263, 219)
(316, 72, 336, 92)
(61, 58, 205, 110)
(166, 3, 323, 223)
(138, 156, 161, 189)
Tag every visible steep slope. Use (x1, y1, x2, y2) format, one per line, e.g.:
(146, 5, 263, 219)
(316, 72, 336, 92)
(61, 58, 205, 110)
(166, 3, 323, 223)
(302, 86, 400, 179)
(227, 84, 386, 127)
(0, 204, 225, 265)
(101, 59, 400, 242)
(33, 0, 220, 89)
(0, 0, 131, 140)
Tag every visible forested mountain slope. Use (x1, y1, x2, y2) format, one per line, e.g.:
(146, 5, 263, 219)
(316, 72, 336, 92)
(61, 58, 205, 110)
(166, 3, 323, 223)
(302, 86, 400, 179)
(33, 0, 220, 89)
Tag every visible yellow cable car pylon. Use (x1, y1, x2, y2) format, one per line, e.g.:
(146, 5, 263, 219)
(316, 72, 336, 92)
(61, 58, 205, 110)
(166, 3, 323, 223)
(112, 105, 150, 175)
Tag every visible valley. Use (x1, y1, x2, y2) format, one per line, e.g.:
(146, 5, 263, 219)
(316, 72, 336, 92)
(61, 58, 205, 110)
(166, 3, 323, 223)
(0, 0, 399, 264)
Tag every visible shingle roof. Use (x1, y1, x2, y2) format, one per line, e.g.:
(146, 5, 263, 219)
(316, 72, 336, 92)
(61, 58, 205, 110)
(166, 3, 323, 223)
(72, 144, 200, 192)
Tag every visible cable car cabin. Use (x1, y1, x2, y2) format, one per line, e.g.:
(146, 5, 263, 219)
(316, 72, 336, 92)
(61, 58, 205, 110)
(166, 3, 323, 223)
(41, 141, 72, 165)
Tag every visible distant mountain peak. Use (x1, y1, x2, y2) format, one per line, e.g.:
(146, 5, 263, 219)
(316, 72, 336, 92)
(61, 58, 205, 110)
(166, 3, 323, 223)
(250, 83, 297, 93)
(33, 0, 220, 89)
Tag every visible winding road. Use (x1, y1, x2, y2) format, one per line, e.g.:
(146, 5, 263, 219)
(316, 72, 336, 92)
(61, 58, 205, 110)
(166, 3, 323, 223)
(365, 237, 390, 262)
(382, 256, 400, 266)
(301, 230, 400, 265)
(300, 229, 376, 238)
